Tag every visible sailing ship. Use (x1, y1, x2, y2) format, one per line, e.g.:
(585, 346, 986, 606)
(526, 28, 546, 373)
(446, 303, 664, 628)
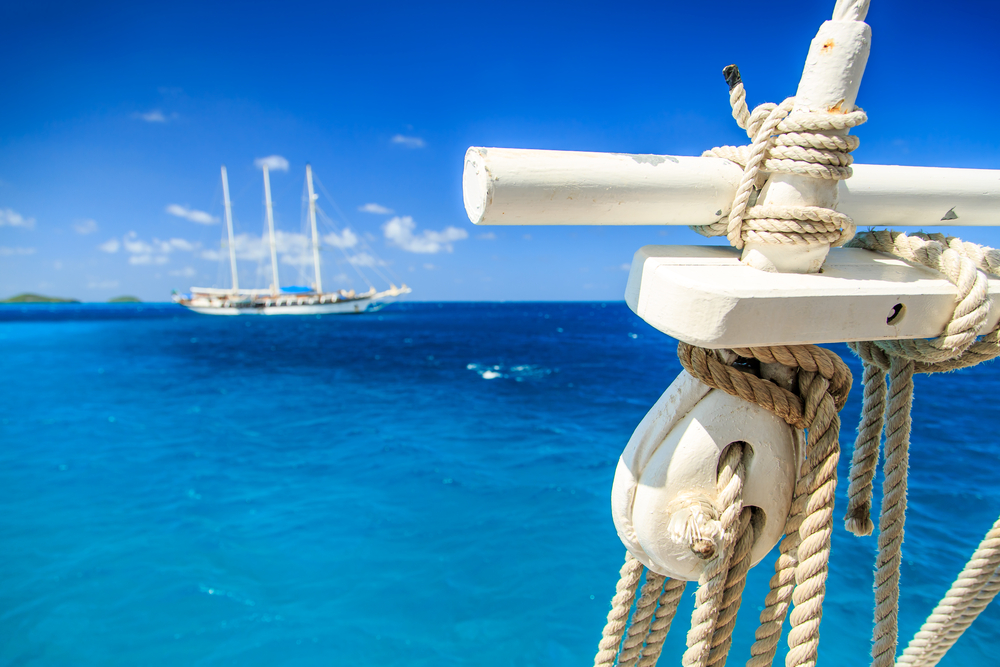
(173, 164, 410, 316)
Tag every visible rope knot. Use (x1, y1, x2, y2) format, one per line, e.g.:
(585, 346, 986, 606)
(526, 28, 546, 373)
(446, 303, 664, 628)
(696, 65, 866, 249)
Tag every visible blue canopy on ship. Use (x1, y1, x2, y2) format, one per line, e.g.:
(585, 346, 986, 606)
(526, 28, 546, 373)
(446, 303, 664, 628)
(280, 286, 314, 294)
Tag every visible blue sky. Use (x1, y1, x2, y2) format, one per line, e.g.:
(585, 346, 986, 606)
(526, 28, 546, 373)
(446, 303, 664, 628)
(2, 0, 999, 301)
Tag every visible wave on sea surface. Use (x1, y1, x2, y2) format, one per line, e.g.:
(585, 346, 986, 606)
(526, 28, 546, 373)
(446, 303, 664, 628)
(466, 362, 555, 381)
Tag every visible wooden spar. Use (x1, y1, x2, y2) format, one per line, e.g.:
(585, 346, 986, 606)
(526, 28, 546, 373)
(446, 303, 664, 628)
(745, 7, 871, 272)
(262, 164, 280, 296)
(463, 147, 1000, 229)
(306, 164, 322, 294)
(463, 148, 742, 227)
(221, 165, 239, 293)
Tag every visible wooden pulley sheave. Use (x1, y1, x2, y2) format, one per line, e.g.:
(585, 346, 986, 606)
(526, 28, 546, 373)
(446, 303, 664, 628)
(462, 0, 1000, 664)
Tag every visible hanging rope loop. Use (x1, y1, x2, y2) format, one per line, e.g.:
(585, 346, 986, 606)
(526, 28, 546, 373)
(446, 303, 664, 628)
(838, 231, 1000, 666)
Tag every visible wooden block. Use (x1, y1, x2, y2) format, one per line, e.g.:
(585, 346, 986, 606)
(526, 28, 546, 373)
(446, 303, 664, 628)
(625, 246, 1000, 348)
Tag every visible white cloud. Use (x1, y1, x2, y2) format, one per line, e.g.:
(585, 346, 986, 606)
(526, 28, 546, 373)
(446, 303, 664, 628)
(0, 208, 35, 229)
(202, 231, 308, 265)
(358, 203, 393, 214)
(167, 237, 197, 251)
(123, 232, 153, 255)
(254, 155, 289, 172)
(423, 263, 436, 270)
(0, 246, 36, 256)
(129, 254, 169, 265)
(620, 263, 631, 271)
(391, 134, 425, 148)
(169, 266, 197, 277)
(136, 110, 172, 123)
(166, 204, 218, 225)
(348, 252, 384, 267)
(477, 232, 497, 240)
(100, 231, 199, 265)
(323, 228, 358, 249)
(87, 280, 119, 289)
(74, 219, 99, 235)
(383, 216, 468, 254)
(202, 230, 384, 273)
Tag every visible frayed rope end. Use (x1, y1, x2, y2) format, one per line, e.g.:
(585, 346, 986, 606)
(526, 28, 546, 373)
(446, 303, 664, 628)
(844, 506, 874, 536)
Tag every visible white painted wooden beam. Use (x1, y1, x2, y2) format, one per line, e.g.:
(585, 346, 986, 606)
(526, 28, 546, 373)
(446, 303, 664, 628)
(463, 147, 1000, 228)
(624, 245, 1000, 348)
(462, 147, 742, 227)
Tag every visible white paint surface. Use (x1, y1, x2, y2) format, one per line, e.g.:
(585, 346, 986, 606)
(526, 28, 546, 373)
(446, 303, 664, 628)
(612, 372, 796, 580)
(747, 18, 871, 272)
(463, 147, 742, 227)
(463, 148, 1000, 229)
(625, 245, 1000, 348)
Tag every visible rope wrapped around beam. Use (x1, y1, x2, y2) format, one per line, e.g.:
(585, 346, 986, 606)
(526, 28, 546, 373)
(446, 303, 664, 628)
(694, 65, 865, 249)
(839, 230, 1000, 667)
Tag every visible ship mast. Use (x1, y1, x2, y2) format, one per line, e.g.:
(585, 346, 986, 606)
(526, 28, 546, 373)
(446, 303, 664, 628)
(306, 164, 322, 293)
(262, 164, 280, 296)
(221, 165, 239, 293)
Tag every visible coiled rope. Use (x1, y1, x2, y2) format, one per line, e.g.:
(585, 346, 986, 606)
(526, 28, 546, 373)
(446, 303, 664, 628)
(694, 65, 865, 249)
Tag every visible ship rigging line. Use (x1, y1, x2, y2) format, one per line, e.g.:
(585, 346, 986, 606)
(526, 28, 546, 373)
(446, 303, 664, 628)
(310, 172, 406, 288)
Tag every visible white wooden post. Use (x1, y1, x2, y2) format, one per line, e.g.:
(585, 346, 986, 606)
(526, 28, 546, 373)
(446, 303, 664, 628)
(742, 3, 870, 272)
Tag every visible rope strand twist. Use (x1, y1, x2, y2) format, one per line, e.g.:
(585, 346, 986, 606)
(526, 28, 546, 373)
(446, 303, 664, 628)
(695, 65, 866, 249)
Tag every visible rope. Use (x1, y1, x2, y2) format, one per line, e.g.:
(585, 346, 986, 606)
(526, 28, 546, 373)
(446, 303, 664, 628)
(592, 43, 997, 667)
(896, 515, 1000, 667)
(848, 231, 992, 365)
(746, 513, 801, 667)
(838, 231, 1000, 666)
(594, 555, 688, 667)
(678, 344, 851, 667)
(594, 554, 645, 667)
(694, 65, 865, 249)
(707, 507, 756, 667)
(843, 362, 886, 537)
(683, 443, 749, 667)
(640, 579, 688, 667)
(871, 357, 914, 667)
(619, 571, 669, 667)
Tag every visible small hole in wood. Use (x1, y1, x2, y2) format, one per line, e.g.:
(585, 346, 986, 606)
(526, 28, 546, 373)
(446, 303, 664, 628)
(887, 303, 905, 325)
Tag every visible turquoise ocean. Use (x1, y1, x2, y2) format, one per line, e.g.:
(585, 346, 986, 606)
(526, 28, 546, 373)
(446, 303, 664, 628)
(1, 302, 998, 665)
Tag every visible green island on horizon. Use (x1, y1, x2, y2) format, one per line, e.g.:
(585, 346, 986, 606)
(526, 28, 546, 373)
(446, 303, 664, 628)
(1, 293, 142, 304)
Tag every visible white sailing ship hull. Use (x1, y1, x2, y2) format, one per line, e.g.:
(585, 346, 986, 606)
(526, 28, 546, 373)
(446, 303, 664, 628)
(177, 293, 402, 316)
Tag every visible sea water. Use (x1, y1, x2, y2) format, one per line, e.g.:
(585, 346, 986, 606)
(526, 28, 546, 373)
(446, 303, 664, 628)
(1, 302, 997, 666)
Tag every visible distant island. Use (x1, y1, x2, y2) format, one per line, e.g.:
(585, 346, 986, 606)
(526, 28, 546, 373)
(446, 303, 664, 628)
(1, 293, 80, 303)
(0, 293, 144, 304)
